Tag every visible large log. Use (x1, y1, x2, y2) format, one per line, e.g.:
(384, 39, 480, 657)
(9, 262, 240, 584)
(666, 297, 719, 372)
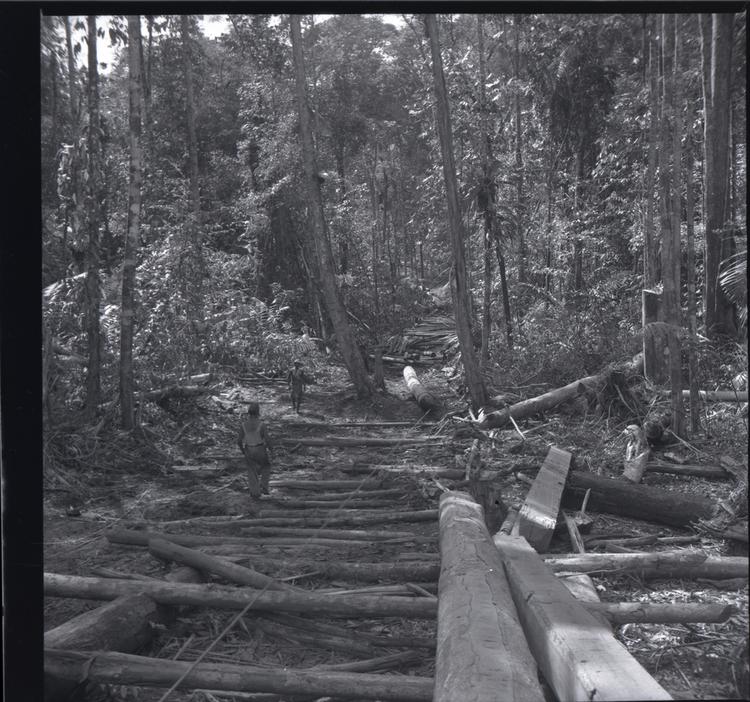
(148, 538, 299, 591)
(645, 460, 730, 480)
(403, 365, 441, 413)
(261, 498, 397, 510)
(516, 446, 572, 551)
(43, 573, 438, 618)
(231, 510, 439, 528)
(266, 488, 405, 501)
(435, 492, 544, 702)
(237, 526, 429, 541)
(495, 535, 671, 701)
(219, 556, 441, 583)
(342, 464, 465, 480)
(45, 649, 434, 702)
(563, 470, 715, 527)
(268, 478, 384, 490)
(587, 602, 736, 625)
(278, 435, 446, 447)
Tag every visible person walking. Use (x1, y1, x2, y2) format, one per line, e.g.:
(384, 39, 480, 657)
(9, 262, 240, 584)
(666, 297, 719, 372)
(237, 402, 271, 496)
(287, 360, 308, 414)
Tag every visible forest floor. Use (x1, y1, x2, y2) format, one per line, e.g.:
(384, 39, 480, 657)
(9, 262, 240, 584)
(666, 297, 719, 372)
(44, 358, 748, 701)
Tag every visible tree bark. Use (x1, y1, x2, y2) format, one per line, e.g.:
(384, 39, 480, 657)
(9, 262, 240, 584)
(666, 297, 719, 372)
(644, 17, 660, 288)
(424, 14, 488, 410)
(701, 13, 736, 337)
(83, 15, 103, 417)
(435, 493, 543, 702)
(289, 16, 374, 398)
(494, 233, 514, 348)
(44, 573, 438, 618)
(495, 535, 671, 701)
(120, 16, 143, 430)
(586, 601, 735, 625)
(45, 649, 434, 702)
(403, 365, 440, 413)
(563, 470, 715, 527)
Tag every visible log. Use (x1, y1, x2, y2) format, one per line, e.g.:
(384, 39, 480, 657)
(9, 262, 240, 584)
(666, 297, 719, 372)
(268, 478, 383, 490)
(563, 512, 586, 554)
(623, 425, 651, 483)
(477, 373, 602, 429)
(585, 535, 701, 549)
(227, 510, 439, 528)
(261, 498, 397, 510)
(147, 538, 298, 591)
(645, 460, 730, 480)
(562, 470, 715, 527)
(278, 435, 446, 447)
(517, 446, 572, 551)
(342, 464, 464, 480)
(144, 384, 216, 402)
(403, 365, 441, 413)
(237, 527, 429, 541)
(45, 649, 434, 701)
(587, 602, 736, 625)
(435, 492, 544, 702)
(43, 573, 438, 618)
(667, 389, 749, 402)
(494, 535, 671, 701)
(222, 556, 440, 583)
(265, 488, 405, 501)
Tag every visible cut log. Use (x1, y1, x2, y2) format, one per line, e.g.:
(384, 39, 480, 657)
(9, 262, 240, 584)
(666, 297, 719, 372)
(261, 498, 397, 510)
(226, 510, 439, 528)
(403, 365, 441, 413)
(435, 492, 544, 702)
(278, 435, 446, 447)
(557, 573, 610, 629)
(645, 460, 730, 480)
(668, 389, 749, 402)
(266, 488, 405, 501)
(342, 464, 464, 480)
(587, 602, 736, 625)
(44, 573, 438, 618)
(268, 478, 383, 490)
(237, 526, 428, 541)
(45, 649, 434, 702)
(222, 556, 440, 583)
(623, 425, 651, 483)
(143, 384, 216, 402)
(148, 538, 299, 591)
(562, 470, 715, 527)
(585, 535, 701, 549)
(494, 535, 671, 701)
(517, 446, 572, 551)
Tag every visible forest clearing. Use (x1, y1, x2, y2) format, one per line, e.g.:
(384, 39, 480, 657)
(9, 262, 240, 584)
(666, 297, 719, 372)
(34, 10, 748, 702)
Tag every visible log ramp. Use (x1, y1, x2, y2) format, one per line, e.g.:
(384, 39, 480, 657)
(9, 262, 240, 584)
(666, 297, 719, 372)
(45, 413, 746, 701)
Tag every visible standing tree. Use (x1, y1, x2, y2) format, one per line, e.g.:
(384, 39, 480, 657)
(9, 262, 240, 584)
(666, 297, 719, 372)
(83, 15, 103, 417)
(424, 13, 487, 410)
(120, 15, 143, 430)
(700, 13, 737, 337)
(289, 14, 374, 398)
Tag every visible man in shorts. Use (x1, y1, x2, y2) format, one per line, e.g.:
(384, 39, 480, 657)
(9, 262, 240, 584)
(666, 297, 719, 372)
(237, 402, 271, 496)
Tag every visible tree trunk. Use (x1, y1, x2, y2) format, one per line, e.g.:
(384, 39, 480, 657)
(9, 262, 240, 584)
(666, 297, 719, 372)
(495, 535, 671, 701)
(290, 16, 373, 398)
(45, 649, 434, 702)
(494, 233, 514, 348)
(562, 471, 714, 527)
(44, 573, 438, 618)
(644, 17, 660, 287)
(685, 125, 701, 432)
(83, 15, 102, 417)
(513, 14, 527, 285)
(120, 16, 144, 430)
(425, 14, 488, 410)
(435, 493, 543, 702)
(586, 602, 735, 625)
(701, 13, 736, 337)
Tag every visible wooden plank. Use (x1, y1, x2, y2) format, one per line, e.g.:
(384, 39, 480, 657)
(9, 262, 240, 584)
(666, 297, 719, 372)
(517, 446, 572, 551)
(435, 492, 544, 702)
(494, 535, 672, 701)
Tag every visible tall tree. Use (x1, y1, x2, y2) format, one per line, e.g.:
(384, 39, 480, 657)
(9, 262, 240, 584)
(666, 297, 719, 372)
(700, 13, 737, 337)
(424, 13, 487, 410)
(290, 14, 374, 398)
(120, 16, 143, 430)
(83, 15, 103, 417)
(643, 15, 660, 288)
(181, 15, 205, 358)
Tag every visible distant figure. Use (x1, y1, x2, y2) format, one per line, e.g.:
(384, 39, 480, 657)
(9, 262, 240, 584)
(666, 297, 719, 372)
(237, 402, 271, 496)
(287, 360, 308, 413)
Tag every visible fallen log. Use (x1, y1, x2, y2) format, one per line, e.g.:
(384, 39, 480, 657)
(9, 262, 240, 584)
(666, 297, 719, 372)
(237, 527, 428, 541)
(495, 535, 671, 701)
(342, 464, 464, 480)
(435, 492, 544, 702)
(403, 365, 441, 413)
(516, 446, 572, 551)
(261, 498, 398, 510)
(143, 384, 216, 402)
(278, 435, 446, 448)
(265, 488, 405, 501)
(562, 470, 715, 527)
(268, 478, 383, 490)
(148, 538, 299, 591)
(230, 510, 439, 528)
(587, 602, 736, 625)
(44, 573, 438, 619)
(664, 389, 748, 402)
(222, 556, 440, 583)
(645, 460, 730, 480)
(45, 649, 434, 702)
(585, 534, 701, 549)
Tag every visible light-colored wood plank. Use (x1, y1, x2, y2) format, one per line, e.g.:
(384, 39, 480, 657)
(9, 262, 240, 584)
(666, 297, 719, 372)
(517, 446, 572, 551)
(494, 535, 671, 701)
(435, 492, 544, 702)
